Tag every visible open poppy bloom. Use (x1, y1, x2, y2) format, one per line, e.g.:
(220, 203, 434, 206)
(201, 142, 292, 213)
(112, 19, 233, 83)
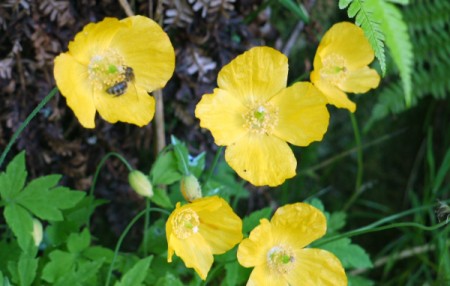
(166, 196, 243, 280)
(54, 16, 175, 128)
(195, 47, 329, 187)
(310, 22, 380, 112)
(237, 203, 347, 285)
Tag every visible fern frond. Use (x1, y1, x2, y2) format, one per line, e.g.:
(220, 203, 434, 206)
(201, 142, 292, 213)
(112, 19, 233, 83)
(366, 0, 450, 129)
(367, 0, 413, 106)
(339, 0, 387, 75)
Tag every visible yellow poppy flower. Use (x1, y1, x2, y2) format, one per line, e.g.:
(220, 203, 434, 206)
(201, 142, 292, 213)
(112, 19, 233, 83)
(166, 196, 243, 280)
(54, 16, 175, 128)
(195, 47, 329, 187)
(237, 203, 347, 285)
(310, 22, 380, 112)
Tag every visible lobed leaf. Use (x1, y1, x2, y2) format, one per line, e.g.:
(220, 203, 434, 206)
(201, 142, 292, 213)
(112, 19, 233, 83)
(0, 151, 27, 199)
(114, 256, 153, 286)
(320, 237, 373, 269)
(4, 204, 34, 253)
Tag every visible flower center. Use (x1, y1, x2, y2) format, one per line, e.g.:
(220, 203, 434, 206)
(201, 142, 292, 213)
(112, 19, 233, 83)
(88, 49, 128, 91)
(172, 208, 200, 239)
(267, 246, 295, 274)
(320, 53, 347, 85)
(243, 103, 278, 134)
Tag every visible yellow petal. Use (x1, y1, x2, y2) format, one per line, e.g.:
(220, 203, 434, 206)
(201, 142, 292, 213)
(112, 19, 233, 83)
(68, 17, 124, 66)
(54, 53, 96, 128)
(225, 133, 296, 186)
(338, 66, 381, 93)
(237, 219, 273, 267)
(317, 22, 374, 69)
(195, 88, 247, 146)
(94, 86, 155, 126)
(311, 73, 356, 112)
(112, 16, 175, 92)
(247, 264, 288, 286)
(287, 248, 347, 286)
(217, 46, 288, 105)
(189, 197, 243, 254)
(271, 203, 327, 249)
(167, 233, 213, 280)
(270, 82, 329, 146)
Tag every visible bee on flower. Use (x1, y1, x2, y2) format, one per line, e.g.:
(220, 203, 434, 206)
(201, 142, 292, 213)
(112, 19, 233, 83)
(54, 16, 175, 128)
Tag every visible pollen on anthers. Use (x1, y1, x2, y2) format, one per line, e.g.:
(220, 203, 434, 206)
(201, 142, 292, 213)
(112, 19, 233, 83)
(87, 49, 127, 91)
(267, 245, 295, 274)
(320, 53, 348, 85)
(243, 103, 278, 134)
(172, 208, 200, 239)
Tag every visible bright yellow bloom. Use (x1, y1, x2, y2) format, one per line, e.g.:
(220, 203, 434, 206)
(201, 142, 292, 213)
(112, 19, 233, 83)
(166, 196, 243, 280)
(310, 22, 380, 112)
(54, 16, 175, 128)
(237, 203, 347, 285)
(195, 47, 329, 187)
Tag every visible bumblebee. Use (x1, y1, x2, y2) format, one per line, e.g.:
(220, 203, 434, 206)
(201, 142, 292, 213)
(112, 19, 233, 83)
(106, 66, 134, 96)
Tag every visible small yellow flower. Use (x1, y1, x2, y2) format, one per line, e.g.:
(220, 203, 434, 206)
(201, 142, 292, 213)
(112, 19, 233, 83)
(237, 203, 347, 285)
(310, 22, 380, 112)
(54, 16, 175, 128)
(195, 47, 329, 187)
(166, 196, 243, 280)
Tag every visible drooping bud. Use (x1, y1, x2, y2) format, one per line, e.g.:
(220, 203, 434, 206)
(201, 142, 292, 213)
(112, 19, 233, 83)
(128, 170, 153, 198)
(32, 218, 43, 247)
(180, 174, 202, 202)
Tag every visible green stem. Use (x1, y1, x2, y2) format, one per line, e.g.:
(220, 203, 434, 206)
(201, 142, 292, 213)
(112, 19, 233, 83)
(0, 87, 58, 169)
(142, 199, 151, 256)
(204, 146, 224, 185)
(87, 152, 133, 229)
(343, 112, 364, 211)
(315, 201, 450, 247)
(316, 221, 448, 247)
(105, 207, 170, 286)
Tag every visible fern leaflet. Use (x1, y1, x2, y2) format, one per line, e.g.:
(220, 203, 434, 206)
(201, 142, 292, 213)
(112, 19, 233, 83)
(367, 0, 413, 106)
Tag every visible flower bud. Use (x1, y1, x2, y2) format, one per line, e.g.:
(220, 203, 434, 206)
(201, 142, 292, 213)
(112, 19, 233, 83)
(128, 170, 153, 198)
(32, 218, 43, 247)
(180, 174, 202, 202)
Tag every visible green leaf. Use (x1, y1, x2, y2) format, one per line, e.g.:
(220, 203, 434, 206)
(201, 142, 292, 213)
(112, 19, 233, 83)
(53, 259, 103, 286)
(150, 150, 183, 185)
(278, 0, 309, 22)
(16, 177, 85, 221)
(4, 204, 35, 253)
(171, 136, 190, 175)
(141, 218, 167, 255)
(83, 246, 115, 264)
(0, 151, 27, 199)
(115, 256, 153, 286)
(320, 238, 373, 269)
(67, 228, 91, 253)
(243, 207, 272, 234)
(17, 253, 38, 286)
(155, 272, 184, 286)
(367, 0, 413, 105)
(348, 275, 375, 286)
(328, 211, 347, 233)
(150, 187, 174, 209)
(41, 250, 76, 283)
(339, 0, 386, 74)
